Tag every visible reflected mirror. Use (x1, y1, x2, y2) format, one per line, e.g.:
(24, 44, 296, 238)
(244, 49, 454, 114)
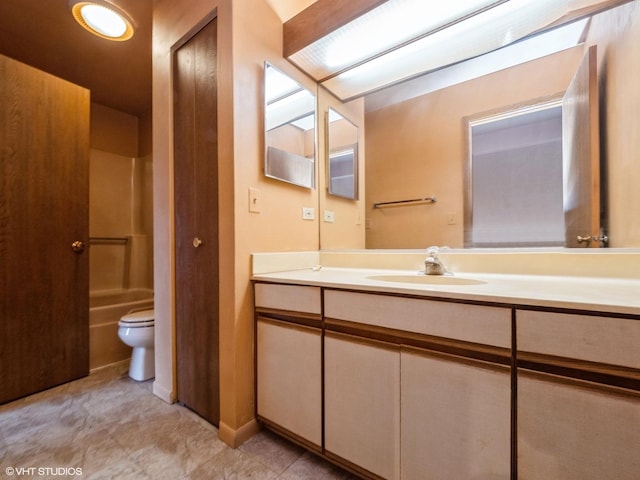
(327, 108, 358, 200)
(264, 62, 316, 189)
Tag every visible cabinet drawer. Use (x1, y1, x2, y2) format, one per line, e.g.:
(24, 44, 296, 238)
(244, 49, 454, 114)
(254, 283, 321, 315)
(324, 290, 511, 348)
(517, 310, 640, 369)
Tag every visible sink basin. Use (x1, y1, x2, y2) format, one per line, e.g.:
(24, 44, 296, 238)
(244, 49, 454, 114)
(367, 274, 486, 286)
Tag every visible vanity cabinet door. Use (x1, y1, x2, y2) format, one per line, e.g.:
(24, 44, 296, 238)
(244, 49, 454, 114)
(401, 348, 511, 480)
(256, 317, 322, 449)
(325, 332, 401, 480)
(518, 370, 640, 480)
(516, 309, 640, 479)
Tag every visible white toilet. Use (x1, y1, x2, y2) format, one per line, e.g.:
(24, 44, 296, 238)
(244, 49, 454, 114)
(118, 308, 155, 381)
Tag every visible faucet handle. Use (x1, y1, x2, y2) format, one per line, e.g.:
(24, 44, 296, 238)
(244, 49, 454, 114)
(426, 246, 440, 256)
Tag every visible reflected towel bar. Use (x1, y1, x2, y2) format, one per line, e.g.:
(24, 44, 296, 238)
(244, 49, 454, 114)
(89, 236, 129, 245)
(374, 196, 437, 208)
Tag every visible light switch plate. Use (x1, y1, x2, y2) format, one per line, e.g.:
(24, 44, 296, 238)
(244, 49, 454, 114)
(249, 188, 261, 213)
(324, 210, 335, 223)
(302, 207, 315, 220)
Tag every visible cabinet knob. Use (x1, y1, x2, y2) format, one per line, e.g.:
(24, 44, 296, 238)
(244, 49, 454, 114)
(193, 237, 203, 248)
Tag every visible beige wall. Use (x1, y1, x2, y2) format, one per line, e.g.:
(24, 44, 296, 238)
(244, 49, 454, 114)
(365, 47, 584, 249)
(90, 103, 139, 157)
(153, 0, 320, 447)
(365, 2, 640, 249)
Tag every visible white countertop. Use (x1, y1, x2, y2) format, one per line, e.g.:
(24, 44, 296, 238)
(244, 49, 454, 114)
(252, 267, 640, 316)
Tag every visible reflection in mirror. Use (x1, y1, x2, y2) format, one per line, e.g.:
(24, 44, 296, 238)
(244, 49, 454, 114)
(343, 3, 640, 250)
(465, 101, 564, 248)
(327, 108, 358, 200)
(264, 62, 316, 189)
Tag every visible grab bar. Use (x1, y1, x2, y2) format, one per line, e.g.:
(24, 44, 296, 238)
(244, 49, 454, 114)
(89, 236, 129, 245)
(373, 196, 437, 208)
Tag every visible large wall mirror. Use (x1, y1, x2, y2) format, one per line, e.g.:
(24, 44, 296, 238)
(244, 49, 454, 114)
(318, 2, 640, 250)
(327, 108, 359, 200)
(264, 62, 316, 189)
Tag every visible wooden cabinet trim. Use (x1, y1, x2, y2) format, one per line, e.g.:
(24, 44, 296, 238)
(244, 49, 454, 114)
(403, 344, 511, 374)
(258, 420, 322, 454)
(325, 328, 400, 352)
(256, 308, 322, 328)
(326, 317, 511, 365)
(518, 368, 640, 399)
(324, 450, 386, 480)
(283, 0, 387, 60)
(518, 351, 640, 392)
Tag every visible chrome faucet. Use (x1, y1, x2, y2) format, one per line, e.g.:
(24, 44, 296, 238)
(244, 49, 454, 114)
(424, 246, 447, 275)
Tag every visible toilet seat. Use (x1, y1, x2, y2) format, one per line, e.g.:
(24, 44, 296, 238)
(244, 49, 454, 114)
(119, 309, 155, 328)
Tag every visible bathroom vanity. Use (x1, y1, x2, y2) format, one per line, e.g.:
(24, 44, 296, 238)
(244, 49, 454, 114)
(252, 251, 640, 480)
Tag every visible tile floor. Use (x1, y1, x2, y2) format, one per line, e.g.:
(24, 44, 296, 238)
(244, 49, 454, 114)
(0, 364, 358, 479)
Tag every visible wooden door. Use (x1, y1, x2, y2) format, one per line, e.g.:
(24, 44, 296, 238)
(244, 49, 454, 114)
(173, 18, 220, 425)
(0, 55, 89, 404)
(563, 45, 603, 247)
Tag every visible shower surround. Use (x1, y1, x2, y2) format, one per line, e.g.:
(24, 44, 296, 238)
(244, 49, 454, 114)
(89, 149, 153, 370)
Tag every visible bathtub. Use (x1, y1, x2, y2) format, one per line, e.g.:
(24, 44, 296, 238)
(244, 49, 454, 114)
(89, 288, 154, 371)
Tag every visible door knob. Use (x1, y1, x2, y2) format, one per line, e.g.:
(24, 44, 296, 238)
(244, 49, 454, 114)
(577, 234, 608, 245)
(71, 240, 85, 253)
(193, 237, 203, 248)
(576, 235, 592, 245)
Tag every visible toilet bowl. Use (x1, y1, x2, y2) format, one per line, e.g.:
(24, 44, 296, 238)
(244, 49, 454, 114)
(118, 308, 155, 381)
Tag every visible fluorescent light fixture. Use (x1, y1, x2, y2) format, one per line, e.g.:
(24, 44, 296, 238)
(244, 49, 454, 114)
(291, 0, 503, 79)
(70, 1, 135, 41)
(365, 19, 588, 112)
(324, 0, 569, 99)
(284, 0, 627, 100)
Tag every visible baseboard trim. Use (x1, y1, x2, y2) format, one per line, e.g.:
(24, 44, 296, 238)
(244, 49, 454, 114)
(152, 381, 175, 404)
(89, 359, 129, 375)
(218, 418, 260, 448)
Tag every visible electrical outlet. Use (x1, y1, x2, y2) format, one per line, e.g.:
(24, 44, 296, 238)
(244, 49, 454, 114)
(248, 188, 261, 213)
(302, 207, 315, 220)
(447, 212, 457, 225)
(324, 210, 335, 223)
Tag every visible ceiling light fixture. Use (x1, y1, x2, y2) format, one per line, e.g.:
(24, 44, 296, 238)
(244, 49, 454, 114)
(284, 0, 632, 100)
(69, 0, 135, 41)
